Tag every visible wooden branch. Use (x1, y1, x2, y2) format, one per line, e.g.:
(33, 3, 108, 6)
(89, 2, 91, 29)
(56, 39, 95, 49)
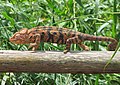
(0, 50, 120, 73)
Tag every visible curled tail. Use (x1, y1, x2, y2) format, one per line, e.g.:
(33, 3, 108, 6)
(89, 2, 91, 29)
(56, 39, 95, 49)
(78, 33, 118, 51)
(107, 39, 118, 51)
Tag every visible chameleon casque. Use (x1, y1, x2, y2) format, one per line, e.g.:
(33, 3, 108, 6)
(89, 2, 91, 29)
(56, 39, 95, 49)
(9, 26, 118, 53)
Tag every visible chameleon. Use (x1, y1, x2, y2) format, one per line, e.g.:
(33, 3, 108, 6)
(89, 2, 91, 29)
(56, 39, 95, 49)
(9, 26, 118, 54)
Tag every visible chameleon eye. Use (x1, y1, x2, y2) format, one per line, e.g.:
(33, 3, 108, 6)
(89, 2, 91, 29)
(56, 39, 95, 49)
(29, 36, 32, 39)
(41, 32, 45, 35)
(14, 34, 22, 39)
(53, 32, 57, 35)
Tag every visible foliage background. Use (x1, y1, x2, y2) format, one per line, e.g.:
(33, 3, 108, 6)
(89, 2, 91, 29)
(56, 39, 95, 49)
(0, 0, 120, 85)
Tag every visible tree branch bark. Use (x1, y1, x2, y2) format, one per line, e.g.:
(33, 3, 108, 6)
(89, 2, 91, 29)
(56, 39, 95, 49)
(0, 50, 120, 73)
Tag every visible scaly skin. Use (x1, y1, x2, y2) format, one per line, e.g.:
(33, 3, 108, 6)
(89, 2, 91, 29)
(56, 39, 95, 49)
(9, 26, 118, 53)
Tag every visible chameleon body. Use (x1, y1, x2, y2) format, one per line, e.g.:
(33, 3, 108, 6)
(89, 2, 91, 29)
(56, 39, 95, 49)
(9, 26, 118, 53)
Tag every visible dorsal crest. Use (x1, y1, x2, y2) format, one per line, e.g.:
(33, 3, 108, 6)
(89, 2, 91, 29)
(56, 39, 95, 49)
(19, 28, 28, 34)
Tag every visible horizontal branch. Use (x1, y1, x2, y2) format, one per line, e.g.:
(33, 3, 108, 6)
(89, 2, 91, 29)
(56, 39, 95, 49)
(0, 50, 120, 73)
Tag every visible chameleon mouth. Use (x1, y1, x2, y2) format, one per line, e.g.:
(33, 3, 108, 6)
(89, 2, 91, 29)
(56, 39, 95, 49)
(9, 38, 29, 44)
(9, 38, 21, 44)
(9, 38, 14, 43)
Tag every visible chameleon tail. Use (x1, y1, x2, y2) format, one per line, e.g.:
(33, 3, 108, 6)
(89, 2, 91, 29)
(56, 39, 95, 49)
(107, 39, 118, 51)
(78, 33, 118, 51)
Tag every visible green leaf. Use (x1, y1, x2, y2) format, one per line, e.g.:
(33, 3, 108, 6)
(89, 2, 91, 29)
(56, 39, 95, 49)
(75, 0, 84, 8)
(97, 20, 112, 33)
(2, 12, 15, 26)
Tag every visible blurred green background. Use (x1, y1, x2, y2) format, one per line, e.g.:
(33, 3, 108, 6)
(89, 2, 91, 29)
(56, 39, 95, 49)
(0, 0, 120, 85)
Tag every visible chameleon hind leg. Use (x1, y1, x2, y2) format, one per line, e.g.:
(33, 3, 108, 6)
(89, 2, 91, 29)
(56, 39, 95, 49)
(78, 43, 89, 51)
(64, 36, 89, 54)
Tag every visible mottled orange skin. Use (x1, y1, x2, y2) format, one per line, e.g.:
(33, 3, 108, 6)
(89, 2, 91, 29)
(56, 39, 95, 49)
(10, 26, 118, 53)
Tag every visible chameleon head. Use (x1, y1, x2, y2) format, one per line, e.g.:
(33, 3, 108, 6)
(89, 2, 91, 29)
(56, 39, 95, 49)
(9, 28, 30, 44)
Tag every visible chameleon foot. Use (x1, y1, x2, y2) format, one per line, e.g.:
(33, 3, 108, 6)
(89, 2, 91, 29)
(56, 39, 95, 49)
(63, 50, 69, 54)
(84, 46, 90, 51)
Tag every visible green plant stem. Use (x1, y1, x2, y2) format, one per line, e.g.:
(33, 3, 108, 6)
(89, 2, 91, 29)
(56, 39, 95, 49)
(94, 0, 99, 50)
(112, 0, 117, 38)
(104, 42, 120, 71)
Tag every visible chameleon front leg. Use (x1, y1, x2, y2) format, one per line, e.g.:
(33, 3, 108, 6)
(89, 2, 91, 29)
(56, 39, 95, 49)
(28, 34, 41, 51)
(64, 36, 89, 54)
(29, 43, 39, 51)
